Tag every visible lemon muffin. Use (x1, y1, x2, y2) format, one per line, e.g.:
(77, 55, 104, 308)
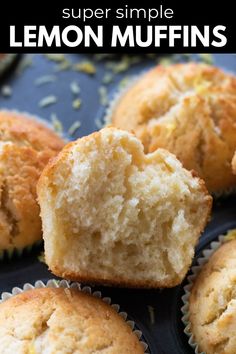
(189, 239, 236, 354)
(110, 62, 236, 194)
(0, 110, 64, 253)
(37, 127, 212, 288)
(0, 287, 144, 353)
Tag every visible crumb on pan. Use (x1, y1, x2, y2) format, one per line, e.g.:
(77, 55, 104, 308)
(73, 61, 96, 74)
(44, 54, 66, 62)
(68, 121, 81, 136)
(34, 75, 57, 86)
(98, 86, 108, 106)
(54, 59, 72, 72)
(1, 85, 12, 97)
(70, 81, 80, 95)
(224, 229, 236, 242)
(39, 95, 58, 108)
(50, 113, 63, 134)
(95, 117, 104, 129)
(72, 98, 81, 110)
(102, 72, 114, 84)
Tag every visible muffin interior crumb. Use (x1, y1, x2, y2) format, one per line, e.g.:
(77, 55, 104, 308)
(39, 128, 211, 286)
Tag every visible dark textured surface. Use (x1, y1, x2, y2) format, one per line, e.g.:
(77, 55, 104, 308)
(0, 54, 236, 354)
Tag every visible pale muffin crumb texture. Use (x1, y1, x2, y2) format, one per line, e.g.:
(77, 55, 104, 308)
(37, 127, 212, 288)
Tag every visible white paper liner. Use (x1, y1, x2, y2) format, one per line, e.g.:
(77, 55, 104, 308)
(0, 54, 17, 76)
(181, 234, 228, 354)
(0, 279, 149, 353)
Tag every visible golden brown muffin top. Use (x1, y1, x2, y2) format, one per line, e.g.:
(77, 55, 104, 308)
(0, 111, 64, 152)
(0, 287, 144, 353)
(111, 63, 236, 193)
(0, 111, 64, 251)
(190, 239, 236, 354)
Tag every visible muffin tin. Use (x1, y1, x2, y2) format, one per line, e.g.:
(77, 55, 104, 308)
(0, 53, 236, 354)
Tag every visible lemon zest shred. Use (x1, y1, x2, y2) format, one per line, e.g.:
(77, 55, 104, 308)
(224, 229, 236, 242)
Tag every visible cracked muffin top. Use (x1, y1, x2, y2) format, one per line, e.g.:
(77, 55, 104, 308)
(0, 287, 144, 354)
(189, 239, 236, 354)
(0, 111, 64, 251)
(111, 62, 236, 193)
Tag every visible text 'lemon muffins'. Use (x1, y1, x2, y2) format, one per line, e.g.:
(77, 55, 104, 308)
(0, 287, 144, 353)
(37, 127, 212, 288)
(110, 62, 236, 194)
(0, 110, 64, 253)
(189, 239, 236, 354)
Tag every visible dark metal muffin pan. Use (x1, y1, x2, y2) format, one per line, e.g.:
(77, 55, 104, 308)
(0, 53, 236, 354)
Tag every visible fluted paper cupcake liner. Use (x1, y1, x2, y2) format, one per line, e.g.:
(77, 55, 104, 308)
(0, 240, 42, 261)
(181, 233, 228, 354)
(0, 278, 149, 353)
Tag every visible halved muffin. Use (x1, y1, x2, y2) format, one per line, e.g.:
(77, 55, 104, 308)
(37, 127, 212, 288)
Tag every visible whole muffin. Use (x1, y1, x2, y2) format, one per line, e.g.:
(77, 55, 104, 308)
(189, 239, 236, 354)
(0, 287, 144, 353)
(111, 62, 236, 193)
(0, 110, 64, 252)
